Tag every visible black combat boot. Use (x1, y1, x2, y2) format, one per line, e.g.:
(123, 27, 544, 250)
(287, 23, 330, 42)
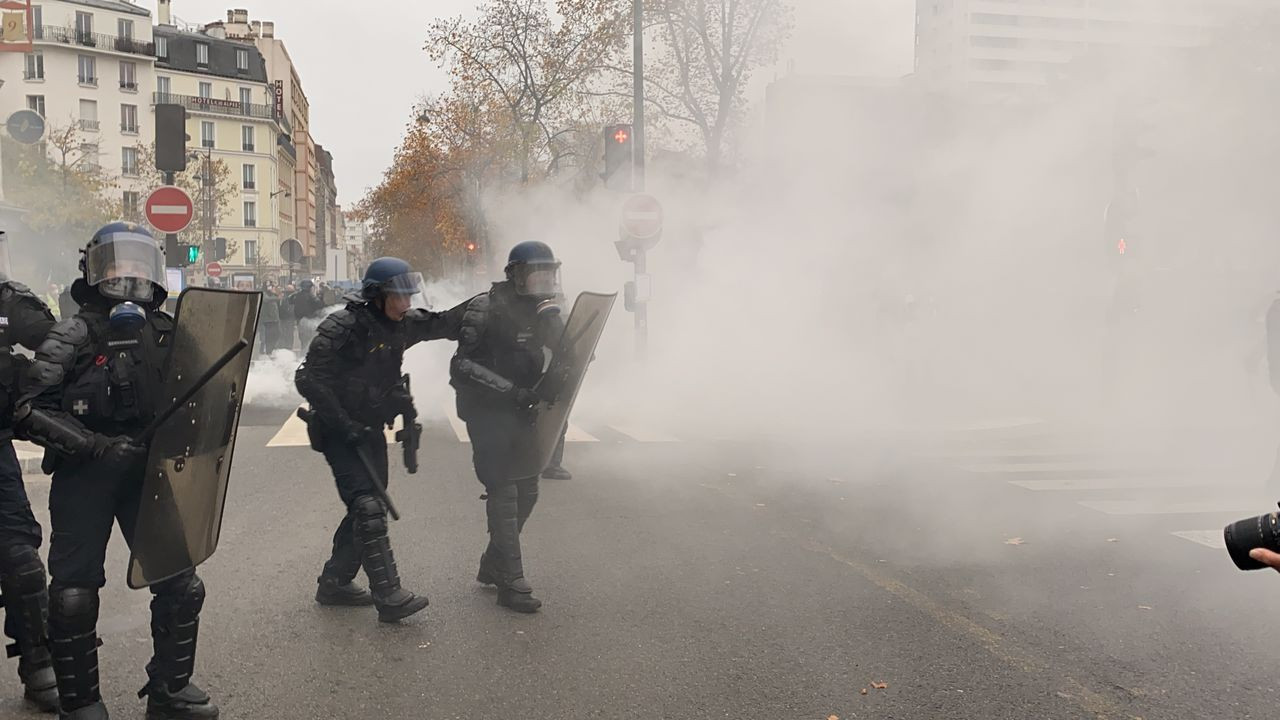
(540, 465, 572, 480)
(142, 575, 218, 720)
(1, 545, 58, 712)
(315, 576, 374, 607)
(351, 496, 428, 623)
(487, 483, 542, 613)
(59, 701, 108, 719)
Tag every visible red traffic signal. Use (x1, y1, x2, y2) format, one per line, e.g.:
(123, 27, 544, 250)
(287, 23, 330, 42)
(465, 241, 478, 253)
(603, 123, 634, 192)
(613, 128, 630, 144)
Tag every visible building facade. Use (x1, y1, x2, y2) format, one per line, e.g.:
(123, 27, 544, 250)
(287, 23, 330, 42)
(217, 8, 321, 273)
(153, 21, 286, 284)
(914, 0, 1267, 94)
(0, 0, 157, 209)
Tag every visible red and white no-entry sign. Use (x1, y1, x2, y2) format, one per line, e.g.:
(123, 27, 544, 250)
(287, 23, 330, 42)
(620, 193, 663, 242)
(205, 262, 223, 278)
(145, 186, 194, 234)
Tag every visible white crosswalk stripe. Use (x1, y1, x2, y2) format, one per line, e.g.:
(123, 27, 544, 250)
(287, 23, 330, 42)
(934, 422, 1255, 549)
(265, 402, 680, 447)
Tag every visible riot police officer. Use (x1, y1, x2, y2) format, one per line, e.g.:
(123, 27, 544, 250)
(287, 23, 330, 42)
(451, 241, 567, 613)
(295, 258, 463, 623)
(15, 223, 217, 720)
(0, 231, 59, 712)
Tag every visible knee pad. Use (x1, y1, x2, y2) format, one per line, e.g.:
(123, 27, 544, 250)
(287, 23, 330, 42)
(151, 573, 206, 618)
(352, 495, 387, 539)
(50, 586, 99, 634)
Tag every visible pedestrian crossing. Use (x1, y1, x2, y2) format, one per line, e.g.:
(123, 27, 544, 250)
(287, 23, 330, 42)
(936, 424, 1271, 551)
(264, 401, 681, 447)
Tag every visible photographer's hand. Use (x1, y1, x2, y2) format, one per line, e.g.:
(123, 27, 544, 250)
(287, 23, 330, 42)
(1249, 548, 1280, 572)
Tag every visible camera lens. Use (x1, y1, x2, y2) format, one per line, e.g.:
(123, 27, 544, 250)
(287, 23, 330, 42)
(1224, 512, 1280, 570)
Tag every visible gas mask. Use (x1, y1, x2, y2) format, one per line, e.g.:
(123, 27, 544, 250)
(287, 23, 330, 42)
(108, 301, 147, 334)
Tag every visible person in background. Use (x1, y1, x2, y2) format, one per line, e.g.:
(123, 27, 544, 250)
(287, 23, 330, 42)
(260, 283, 282, 355)
(279, 282, 299, 352)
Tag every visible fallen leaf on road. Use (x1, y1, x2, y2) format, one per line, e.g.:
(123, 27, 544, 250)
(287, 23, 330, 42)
(1138, 605, 1152, 610)
(872, 681, 889, 690)
(859, 689, 868, 696)
(1005, 537, 1025, 546)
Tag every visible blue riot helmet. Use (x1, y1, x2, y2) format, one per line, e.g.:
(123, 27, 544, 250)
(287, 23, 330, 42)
(505, 241, 561, 298)
(361, 257, 424, 302)
(81, 222, 166, 304)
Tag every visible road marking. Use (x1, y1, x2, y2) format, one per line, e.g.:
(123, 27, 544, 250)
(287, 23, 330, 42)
(564, 424, 599, 442)
(1171, 530, 1222, 548)
(1010, 476, 1210, 491)
(610, 425, 679, 442)
(266, 408, 309, 447)
(442, 401, 470, 442)
(1079, 499, 1257, 516)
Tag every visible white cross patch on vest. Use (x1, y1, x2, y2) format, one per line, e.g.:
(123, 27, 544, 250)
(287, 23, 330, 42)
(0, 316, 8, 326)
(73, 399, 89, 416)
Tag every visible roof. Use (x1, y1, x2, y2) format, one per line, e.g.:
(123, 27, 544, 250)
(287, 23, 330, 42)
(154, 26, 268, 83)
(64, 0, 152, 18)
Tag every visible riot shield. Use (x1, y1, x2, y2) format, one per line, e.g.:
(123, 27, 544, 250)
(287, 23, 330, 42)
(506, 292, 616, 481)
(127, 288, 261, 589)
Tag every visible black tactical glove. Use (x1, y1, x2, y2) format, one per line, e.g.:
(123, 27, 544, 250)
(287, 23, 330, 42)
(92, 435, 147, 472)
(513, 388, 540, 411)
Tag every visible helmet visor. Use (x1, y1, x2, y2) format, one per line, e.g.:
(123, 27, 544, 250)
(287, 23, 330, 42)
(514, 264, 561, 297)
(86, 233, 165, 302)
(382, 272, 424, 295)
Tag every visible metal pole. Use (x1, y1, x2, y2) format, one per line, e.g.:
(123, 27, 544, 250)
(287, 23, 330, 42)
(632, 0, 648, 358)
(632, 0, 645, 194)
(164, 169, 176, 268)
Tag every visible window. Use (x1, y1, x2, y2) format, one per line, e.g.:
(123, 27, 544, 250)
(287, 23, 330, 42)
(157, 75, 171, 96)
(23, 52, 43, 80)
(117, 19, 133, 40)
(75, 11, 93, 41)
(120, 104, 138, 133)
(80, 144, 99, 170)
(77, 55, 96, 85)
(241, 125, 254, 152)
(242, 163, 256, 190)
(236, 48, 249, 72)
(239, 87, 252, 107)
(78, 99, 98, 132)
(26, 95, 45, 117)
(196, 42, 209, 66)
(123, 191, 140, 220)
(245, 239, 258, 263)
(121, 147, 139, 177)
(199, 82, 212, 99)
(31, 5, 41, 31)
(119, 61, 137, 90)
(201, 121, 215, 148)
(243, 201, 257, 227)
(156, 36, 168, 59)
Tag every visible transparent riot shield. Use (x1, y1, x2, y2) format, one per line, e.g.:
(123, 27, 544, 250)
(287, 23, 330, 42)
(506, 292, 616, 481)
(127, 288, 261, 588)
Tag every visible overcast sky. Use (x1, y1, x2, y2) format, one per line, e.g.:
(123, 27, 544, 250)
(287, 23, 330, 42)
(135, 1, 915, 206)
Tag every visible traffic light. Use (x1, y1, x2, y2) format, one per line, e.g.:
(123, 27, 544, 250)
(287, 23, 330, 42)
(182, 244, 200, 266)
(213, 237, 228, 261)
(602, 123, 633, 192)
(165, 235, 179, 265)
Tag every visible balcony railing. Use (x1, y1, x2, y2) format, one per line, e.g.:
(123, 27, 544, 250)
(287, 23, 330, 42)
(120, 80, 138, 91)
(243, 181, 256, 190)
(277, 134, 296, 161)
(35, 25, 155, 57)
(152, 92, 275, 121)
(23, 70, 42, 80)
(121, 123, 139, 134)
(78, 119, 100, 132)
(78, 76, 97, 87)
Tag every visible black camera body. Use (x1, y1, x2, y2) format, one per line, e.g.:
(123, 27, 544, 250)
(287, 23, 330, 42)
(1225, 503, 1280, 570)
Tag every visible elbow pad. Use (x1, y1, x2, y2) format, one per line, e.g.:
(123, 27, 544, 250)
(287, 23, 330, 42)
(453, 357, 516, 395)
(14, 405, 95, 459)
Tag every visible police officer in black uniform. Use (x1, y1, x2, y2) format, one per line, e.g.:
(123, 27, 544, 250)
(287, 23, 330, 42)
(0, 231, 59, 712)
(15, 223, 217, 720)
(451, 241, 567, 613)
(295, 257, 463, 623)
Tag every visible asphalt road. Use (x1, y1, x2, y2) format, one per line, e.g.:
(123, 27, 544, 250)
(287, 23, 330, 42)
(3, 405, 1280, 719)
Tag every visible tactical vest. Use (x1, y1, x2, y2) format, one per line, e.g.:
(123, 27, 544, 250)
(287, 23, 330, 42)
(334, 304, 411, 426)
(61, 309, 172, 434)
(455, 283, 550, 414)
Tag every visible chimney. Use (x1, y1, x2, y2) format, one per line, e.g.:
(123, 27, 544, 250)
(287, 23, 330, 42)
(226, 9, 234, 23)
(233, 8, 249, 24)
(261, 21, 274, 38)
(206, 23, 226, 39)
(158, 0, 171, 26)
(251, 20, 261, 36)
